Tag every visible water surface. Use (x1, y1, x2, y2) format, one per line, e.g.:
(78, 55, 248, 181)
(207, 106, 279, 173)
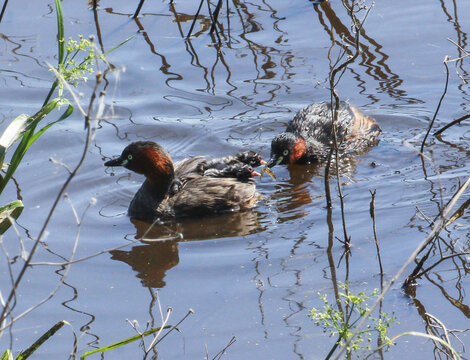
(1, 0, 469, 358)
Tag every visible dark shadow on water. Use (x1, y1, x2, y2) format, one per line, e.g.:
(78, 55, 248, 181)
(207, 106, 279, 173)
(271, 151, 371, 223)
(270, 164, 319, 223)
(110, 238, 179, 288)
(110, 210, 268, 288)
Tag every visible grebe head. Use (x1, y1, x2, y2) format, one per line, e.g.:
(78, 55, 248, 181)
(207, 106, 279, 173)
(203, 163, 261, 181)
(235, 150, 267, 167)
(267, 132, 307, 168)
(105, 141, 175, 188)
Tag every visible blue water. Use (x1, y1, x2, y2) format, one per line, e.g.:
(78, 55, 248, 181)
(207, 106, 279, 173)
(1, 0, 469, 358)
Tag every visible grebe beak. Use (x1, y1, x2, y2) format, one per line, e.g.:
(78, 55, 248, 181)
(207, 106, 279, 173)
(266, 155, 283, 168)
(251, 170, 261, 177)
(104, 157, 126, 167)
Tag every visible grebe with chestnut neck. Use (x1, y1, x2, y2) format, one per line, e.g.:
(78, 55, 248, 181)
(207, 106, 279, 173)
(267, 101, 381, 168)
(105, 141, 263, 220)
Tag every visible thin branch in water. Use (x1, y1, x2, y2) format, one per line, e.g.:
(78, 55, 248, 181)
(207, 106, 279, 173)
(187, 0, 205, 38)
(447, 38, 470, 56)
(5, 213, 28, 261)
(145, 307, 172, 354)
(0, 234, 16, 307)
(212, 336, 236, 360)
(434, 113, 470, 136)
(324, 0, 371, 244)
(206, 0, 221, 43)
(209, 0, 223, 35)
(413, 252, 470, 279)
(443, 197, 470, 228)
(333, 175, 470, 360)
(63, 193, 81, 225)
(403, 139, 445, 211)
(151, 308, 194, 348)
(445, 39, 470, 83)
(420, 55, 450, 153)
(369, 189, 384, 287)
(49, 157, 73, 175)
(126, 318, 143, 336)
(0, 0, 9, 24)
(446, 38, 470, 65)
(0, 196, 94, 332)
(133, 0, 145, 19)
(404, 171, 470, 287)
(402, 244, 434, 290)
(425, 313, 458, 360)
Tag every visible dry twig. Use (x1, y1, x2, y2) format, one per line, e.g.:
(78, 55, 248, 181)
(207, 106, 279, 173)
(333, 176, 470, 360)
(420, 56, 450, 153)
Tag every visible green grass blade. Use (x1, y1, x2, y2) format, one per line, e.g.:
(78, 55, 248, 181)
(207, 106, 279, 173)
(80, 325, 173, 360)
(1, 98, 68, 150)
(29, 101, 73, 145)
(0, 134, 30, 195)
(0, 114, 30, 150)
(43, 79, 59, 107)
(0, 200, 24, 235)
(1, 350, 13, 360)
(16, 321, 66, 360)
(0, 145, 6, 170)
(0, 114, 30, 167)
(102, 35, 136, 57)
(0, 98, 73, 195)
(55, 0, 65, 66)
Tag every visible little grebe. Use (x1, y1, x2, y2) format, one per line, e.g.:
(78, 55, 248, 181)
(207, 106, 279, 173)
(203, 163, 261, 180)
(162, 150, 265, 178)
(267, 102, 381, 167)
(197, 150, 266, 173)
(169, 163, 260, 197)
(105, 141, 262, 220)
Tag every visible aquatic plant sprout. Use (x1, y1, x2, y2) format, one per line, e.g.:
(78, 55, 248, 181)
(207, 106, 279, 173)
(60, 35, 96, 84)
(308, 283, 396, 358)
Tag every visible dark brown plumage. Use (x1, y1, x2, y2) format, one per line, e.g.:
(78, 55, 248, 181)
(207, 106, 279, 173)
(105, 141, 261, 220)
(196, 150, 266, 173)
(268, 102, 381, 167)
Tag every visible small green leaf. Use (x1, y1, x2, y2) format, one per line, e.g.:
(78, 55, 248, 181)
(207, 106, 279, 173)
(0, 350, 13, 360)
(0, 98, 73, 195)
(102, 35, 136, 57)
(16, 321, 66, 360)
(0, 200, 24, 235)
(80, 325, 173, 359)
(0, 114, 30, 166)
(0, 114, 30, 149)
